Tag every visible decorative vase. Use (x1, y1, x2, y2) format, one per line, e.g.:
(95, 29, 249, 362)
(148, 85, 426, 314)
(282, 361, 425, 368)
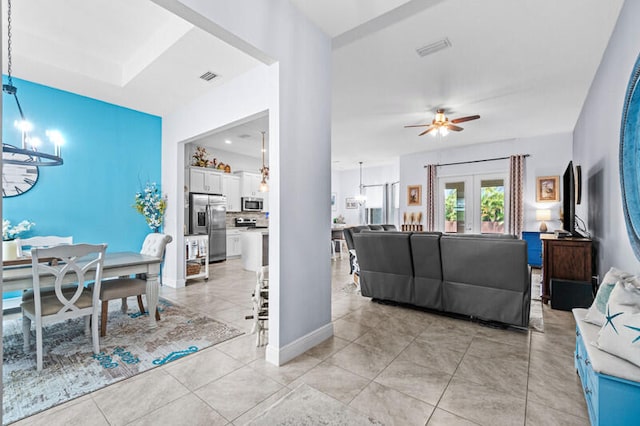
(3, 240, 19, 261)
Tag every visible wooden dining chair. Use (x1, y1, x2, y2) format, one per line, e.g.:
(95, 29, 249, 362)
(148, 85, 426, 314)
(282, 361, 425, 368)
(21, 243, 107, 371)
(98, 233, 172, 336)
(15, 235, 73, 258)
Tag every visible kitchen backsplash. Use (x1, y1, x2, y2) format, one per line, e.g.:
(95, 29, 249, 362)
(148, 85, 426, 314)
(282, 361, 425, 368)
(226, 211, 269, 228)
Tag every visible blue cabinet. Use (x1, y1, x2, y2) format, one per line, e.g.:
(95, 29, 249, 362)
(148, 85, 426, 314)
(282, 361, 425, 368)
(522, 231, 543, 267)
(574, 310, 640, 425)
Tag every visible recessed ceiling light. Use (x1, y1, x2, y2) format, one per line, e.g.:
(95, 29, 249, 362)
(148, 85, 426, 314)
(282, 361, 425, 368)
(225, 140, 232, 144)
(416, 37, 451, 58)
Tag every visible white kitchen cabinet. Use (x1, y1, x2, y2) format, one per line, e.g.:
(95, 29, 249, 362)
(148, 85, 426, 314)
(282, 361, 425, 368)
(185, 234, 209, 281)
(226, 229, 242, 258)
(236, 171, 262, 197)
(235, 171, 268, 211)
(222, 174, 241, 212)
(189, 167, 222, 194)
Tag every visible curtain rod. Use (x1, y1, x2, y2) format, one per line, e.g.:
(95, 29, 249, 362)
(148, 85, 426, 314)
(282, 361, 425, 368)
(423, 154, 530, 168)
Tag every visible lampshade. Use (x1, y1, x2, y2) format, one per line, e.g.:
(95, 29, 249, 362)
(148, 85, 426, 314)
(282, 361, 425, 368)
(535, 209, 551, 221)
(536, 209, 551, 232)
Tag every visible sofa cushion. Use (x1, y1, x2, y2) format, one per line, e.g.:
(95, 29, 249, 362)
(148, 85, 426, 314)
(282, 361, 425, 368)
(353, 232, 414, 304)
(368, 225, 384, 230)
(410, 233, 443, 310)
(440, 235, 530, 327)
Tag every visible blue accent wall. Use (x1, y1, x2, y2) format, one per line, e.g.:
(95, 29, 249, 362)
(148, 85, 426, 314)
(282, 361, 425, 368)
(2, 77, 162, 252)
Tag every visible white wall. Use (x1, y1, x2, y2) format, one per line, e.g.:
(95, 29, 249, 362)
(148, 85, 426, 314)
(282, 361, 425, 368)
(332, 163, 400, 225)
(156, 0, 332, 366)
(573, 0, 640, 276)
(399, 133, 572, 232)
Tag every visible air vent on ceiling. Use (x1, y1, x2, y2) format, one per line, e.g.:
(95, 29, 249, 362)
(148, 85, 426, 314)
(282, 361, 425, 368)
(237, 134, 252, 139)
(199, 71, 218, 81)
(416, 38, 451, 58)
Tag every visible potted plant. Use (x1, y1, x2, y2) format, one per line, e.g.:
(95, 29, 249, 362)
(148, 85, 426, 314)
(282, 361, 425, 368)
(3, 219, 35, 260)
(134, 183, 167, 232)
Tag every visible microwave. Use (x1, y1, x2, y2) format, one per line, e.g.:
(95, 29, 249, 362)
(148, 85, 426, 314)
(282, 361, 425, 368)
(242, 197, 264, 211)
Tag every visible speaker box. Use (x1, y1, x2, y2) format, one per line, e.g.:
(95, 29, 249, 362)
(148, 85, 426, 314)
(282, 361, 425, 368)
(550, 279, 594, 311)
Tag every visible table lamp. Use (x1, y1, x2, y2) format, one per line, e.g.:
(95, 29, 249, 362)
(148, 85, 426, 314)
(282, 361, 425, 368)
(536, 209, 551, 232)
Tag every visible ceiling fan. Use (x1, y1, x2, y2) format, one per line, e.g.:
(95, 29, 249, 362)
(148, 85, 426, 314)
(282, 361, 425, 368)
(405, 108, 480, 137)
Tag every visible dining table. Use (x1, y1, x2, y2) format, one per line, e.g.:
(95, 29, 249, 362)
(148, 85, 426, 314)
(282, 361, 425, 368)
(2, 251, 163, 329)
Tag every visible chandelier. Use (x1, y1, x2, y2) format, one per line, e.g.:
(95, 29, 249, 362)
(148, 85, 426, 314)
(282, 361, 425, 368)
(259, 131, 269, 192)
(2, 0, 64, 166)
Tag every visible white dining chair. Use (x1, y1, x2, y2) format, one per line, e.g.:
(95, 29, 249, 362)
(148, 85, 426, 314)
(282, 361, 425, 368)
(15, 236, 73, 258)
(97, 233, 172, 336)
(21, 243, 107, 371)
(18, 236, 75, 302)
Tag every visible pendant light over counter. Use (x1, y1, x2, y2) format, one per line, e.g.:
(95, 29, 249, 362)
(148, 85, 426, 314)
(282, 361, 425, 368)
(259, 131, 269, 192)
(355, 161, 366, 205)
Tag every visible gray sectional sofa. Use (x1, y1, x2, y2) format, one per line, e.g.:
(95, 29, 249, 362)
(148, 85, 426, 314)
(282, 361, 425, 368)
(352, 231, 531, 327)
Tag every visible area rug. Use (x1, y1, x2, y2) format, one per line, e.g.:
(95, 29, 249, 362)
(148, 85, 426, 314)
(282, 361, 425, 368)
(2, 298, 243, 425)
(247, 383, 382, 425)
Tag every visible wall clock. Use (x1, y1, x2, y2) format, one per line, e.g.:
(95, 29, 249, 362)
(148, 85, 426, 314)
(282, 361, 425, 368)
(2, 144, 39, 198)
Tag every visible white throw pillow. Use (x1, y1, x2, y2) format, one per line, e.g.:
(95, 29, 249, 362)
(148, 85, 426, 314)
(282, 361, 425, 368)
(596, 280, 640, 368)
(584, 267, 633, 326)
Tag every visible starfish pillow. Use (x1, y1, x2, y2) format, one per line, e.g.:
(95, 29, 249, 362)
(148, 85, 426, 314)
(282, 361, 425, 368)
(596, 278, 640, 368)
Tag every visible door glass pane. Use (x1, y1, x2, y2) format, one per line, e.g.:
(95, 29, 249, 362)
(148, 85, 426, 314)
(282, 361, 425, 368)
(444, 182, 465, 233)
(480, 178, 505, 234)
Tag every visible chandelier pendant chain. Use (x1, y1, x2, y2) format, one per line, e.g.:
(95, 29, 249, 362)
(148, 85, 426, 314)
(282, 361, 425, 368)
(6, 0, 12, 86)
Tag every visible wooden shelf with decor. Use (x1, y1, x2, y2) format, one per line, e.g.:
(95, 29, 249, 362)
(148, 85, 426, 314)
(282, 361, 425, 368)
(184, 234, 209, 281)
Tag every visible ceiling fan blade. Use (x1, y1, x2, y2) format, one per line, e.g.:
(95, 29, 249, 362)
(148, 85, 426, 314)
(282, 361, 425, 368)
(419, 126, 436, 136)
(451, 115, 480, 124)
(446, 124, 464, 132)
(404, 124, 430, 128)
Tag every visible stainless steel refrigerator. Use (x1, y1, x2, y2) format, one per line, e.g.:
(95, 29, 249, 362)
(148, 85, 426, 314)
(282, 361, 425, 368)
(189, 193, 227, 263)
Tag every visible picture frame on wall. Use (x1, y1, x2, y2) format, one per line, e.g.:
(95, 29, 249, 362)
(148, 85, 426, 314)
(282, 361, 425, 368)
(345, 197, 358, 209)
(331, 192, 337, 211)
(536, 176, 560, 202)
(407, 185, 422, 206)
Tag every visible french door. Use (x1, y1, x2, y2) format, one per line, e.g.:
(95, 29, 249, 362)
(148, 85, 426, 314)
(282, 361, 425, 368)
(438, 173, 509, 234)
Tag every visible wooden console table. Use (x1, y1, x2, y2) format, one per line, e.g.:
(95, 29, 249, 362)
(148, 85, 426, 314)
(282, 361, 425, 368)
(541, 235, 592, 304)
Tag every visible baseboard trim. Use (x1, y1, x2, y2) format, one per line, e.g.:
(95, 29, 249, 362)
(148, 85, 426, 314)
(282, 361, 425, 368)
(266, 322, 334, 366)
(163, 277, 186, 289)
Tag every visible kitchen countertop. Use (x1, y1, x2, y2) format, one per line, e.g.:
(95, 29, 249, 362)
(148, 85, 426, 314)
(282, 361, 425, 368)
(241, 228, 269, 234)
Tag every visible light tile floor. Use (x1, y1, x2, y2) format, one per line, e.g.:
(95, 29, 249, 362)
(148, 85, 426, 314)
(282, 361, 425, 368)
(13, 258, 589, 425)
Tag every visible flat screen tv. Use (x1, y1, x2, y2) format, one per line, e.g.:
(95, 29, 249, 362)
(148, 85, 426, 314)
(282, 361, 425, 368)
(562, 161, 578, 236)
